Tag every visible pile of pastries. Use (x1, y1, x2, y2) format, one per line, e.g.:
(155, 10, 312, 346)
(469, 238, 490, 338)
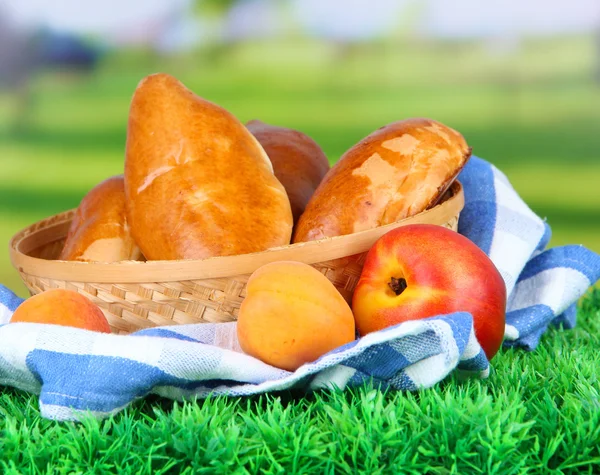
(59, 73, 471, 263)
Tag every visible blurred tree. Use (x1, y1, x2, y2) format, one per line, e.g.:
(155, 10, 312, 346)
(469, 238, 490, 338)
(196, 0, 239, 18)
(0, 10, 40, 132)
(193, 0, 241, 62)
(596, 23, 600, 84)
(0, 8, 102, 133)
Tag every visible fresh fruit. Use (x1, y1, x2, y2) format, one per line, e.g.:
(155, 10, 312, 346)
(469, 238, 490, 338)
(10, 289, 111, 333)
(352, 224, 506, 359)
(237, 261, 356, 371)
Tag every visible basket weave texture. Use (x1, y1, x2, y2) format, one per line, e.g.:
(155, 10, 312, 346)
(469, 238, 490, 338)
(10, 182, 464, 334)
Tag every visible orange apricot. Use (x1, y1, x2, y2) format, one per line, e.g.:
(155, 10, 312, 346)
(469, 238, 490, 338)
(237, 261, 355, 371)
(10, 289, 111, 333)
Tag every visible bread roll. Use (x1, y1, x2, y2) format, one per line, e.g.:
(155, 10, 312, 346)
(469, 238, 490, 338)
(124, 73, 293, 260)
(59, 175, 142, 262)
(293, 118, 471, 243)
(246, 119, 330, 224)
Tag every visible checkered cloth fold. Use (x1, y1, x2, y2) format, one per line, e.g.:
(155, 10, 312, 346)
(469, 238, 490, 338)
(1, 156, 598, 421)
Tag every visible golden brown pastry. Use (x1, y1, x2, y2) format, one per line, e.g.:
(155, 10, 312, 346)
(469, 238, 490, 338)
(246, 119, 330, 224)
(124, 73, 293, 260)
(293, 118, 471, 242)
(59, 175, 142, 262)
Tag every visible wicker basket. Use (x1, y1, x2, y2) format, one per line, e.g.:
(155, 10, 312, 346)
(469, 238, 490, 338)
(9, 181, 464, 334)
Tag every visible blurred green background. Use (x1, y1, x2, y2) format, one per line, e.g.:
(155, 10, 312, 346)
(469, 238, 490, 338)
(1, 0, 599, 297)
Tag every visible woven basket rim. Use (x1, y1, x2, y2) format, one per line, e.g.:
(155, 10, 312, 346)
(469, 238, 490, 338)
(10, 181, 464, 284)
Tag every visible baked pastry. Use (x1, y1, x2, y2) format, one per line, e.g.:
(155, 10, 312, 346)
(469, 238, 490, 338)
(293, 118, 471, 242)
(246, 119, 330, 224)
(124, 73, 293, 260)
(59, 175, 142, 262)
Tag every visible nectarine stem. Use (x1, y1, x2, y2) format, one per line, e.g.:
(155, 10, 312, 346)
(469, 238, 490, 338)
(388, 277, 407, 296)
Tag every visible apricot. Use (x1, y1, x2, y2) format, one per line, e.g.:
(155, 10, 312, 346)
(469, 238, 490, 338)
(10, 289, 111, 333)
(237, 261, 356, 371)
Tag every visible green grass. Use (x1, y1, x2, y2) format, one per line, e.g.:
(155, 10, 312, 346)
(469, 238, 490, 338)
(1, 288, 599, 474)
(1, 35, 600, 473)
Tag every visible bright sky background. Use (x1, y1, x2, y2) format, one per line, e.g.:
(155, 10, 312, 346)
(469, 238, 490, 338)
(2, 0, 599, 39)
(2, 0, 189, 34)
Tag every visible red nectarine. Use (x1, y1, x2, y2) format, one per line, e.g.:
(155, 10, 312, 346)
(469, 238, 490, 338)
(352, 224, 506, 359)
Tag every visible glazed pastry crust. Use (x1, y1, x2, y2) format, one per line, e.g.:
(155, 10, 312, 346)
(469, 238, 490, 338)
(246, 119, 329, 224)
(293, 118, 471, 243)
(124, 74, 293, 260)
(59, 175, 142, 262)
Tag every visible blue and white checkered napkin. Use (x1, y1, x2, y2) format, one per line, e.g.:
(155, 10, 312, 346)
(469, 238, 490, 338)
(1, 156, 599, 421)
